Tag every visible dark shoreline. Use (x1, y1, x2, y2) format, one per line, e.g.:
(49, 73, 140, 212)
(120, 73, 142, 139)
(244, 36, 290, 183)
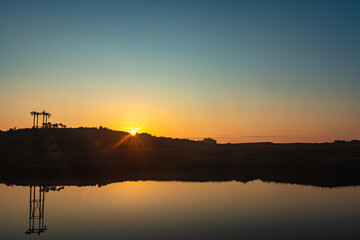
(1, 128, 360, 188)
(1, 164, 359, 188)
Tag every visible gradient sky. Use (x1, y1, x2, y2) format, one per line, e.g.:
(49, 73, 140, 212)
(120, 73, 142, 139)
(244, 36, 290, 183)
(1, 0, 360, 142)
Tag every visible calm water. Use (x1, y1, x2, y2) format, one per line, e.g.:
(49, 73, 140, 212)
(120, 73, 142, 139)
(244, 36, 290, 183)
(1, 180, 360, 240)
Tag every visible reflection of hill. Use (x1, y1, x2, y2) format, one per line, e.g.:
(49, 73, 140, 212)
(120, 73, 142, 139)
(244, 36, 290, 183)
(1, 128, 360, 187)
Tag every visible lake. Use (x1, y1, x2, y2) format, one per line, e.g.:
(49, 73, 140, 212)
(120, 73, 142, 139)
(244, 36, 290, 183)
(1, 180, 360, 239)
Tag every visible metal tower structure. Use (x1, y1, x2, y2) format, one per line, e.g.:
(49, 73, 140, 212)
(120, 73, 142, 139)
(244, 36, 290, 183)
(30, 111, 51, 163)
(30, 111, 51, 129)
(25, 186, 47, 235)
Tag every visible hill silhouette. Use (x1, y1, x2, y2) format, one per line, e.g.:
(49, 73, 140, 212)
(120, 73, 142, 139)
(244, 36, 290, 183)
(1, 128, 360, 187)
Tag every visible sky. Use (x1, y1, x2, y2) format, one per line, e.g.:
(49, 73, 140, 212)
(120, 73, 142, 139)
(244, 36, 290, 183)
(0, 0, 360, 143)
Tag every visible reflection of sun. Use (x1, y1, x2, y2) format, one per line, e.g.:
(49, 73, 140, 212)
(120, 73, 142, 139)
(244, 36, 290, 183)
(130, 130, 137, 136)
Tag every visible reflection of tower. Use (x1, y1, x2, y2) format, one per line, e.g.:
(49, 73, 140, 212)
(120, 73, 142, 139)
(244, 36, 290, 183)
(25, 186, 47, 235)
(24, 186, 64, 235)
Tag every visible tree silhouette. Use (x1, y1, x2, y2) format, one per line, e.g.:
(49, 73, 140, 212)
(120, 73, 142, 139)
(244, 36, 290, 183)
(200, 137, 217, 144)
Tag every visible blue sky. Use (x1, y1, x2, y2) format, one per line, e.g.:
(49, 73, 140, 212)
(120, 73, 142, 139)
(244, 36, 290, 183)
(1, 0, 360, 142)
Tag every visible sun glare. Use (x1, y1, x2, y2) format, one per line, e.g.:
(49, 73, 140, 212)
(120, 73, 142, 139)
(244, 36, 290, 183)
(130, 130, 137, 136)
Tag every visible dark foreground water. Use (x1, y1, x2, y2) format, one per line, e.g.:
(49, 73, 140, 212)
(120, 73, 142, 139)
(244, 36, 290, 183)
(1, 180, 360, 240)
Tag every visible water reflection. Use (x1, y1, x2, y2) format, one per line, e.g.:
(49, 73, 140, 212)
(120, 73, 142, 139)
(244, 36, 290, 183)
(1, 181, 360, 240)
(25, 186, 64, 235)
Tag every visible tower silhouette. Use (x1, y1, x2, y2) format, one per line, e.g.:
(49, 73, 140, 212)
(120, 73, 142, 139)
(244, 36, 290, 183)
(30, 111, 51, 164)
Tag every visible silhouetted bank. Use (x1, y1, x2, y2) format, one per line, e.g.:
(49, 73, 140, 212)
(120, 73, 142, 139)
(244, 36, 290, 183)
(1, 128, 360, 187)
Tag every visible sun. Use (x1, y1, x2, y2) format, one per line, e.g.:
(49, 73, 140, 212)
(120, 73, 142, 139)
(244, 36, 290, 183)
(130, 130, 137, 136)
